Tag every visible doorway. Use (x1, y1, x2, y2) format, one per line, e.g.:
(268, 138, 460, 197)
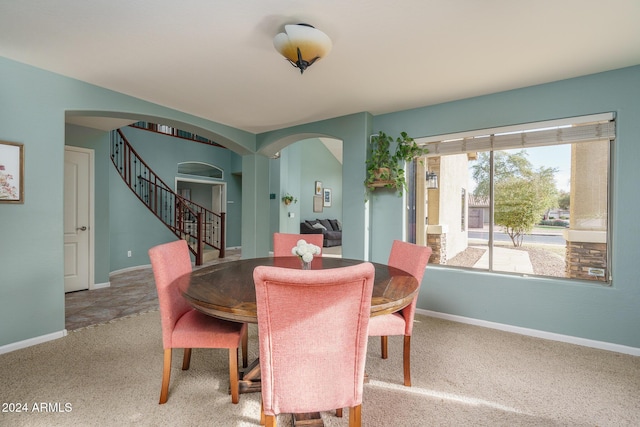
(176, 178, 227, 245)
(64, 146, 94, 292)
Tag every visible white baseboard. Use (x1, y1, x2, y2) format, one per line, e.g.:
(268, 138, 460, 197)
(0, 330, 67, 355)
(417, 309, 640, 357)
(91, 281, 110, 290)
(109, 264, 152, 276)
(4, 310, 637, 357)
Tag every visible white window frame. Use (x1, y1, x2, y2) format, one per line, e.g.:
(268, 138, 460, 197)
(415, 113, 615, 284)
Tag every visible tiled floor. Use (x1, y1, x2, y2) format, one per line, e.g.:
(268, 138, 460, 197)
(64, 248, 242, 331)
(65, 246, 342, 331)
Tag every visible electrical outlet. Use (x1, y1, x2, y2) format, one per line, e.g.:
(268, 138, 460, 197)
(127, 250, 132, 257)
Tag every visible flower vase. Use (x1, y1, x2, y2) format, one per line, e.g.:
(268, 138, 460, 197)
(292, 240, 320, 270)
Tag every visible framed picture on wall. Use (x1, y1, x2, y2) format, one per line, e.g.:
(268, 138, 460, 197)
(0, 140, 24, 204)
(323, 188, 332, 207)
(315, 180, 322, 195)
(313, 195, 323, 212)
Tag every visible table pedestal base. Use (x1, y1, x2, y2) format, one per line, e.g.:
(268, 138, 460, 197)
(239, 360, 325, 426)
(239, 359, 262, 394)
(293, 413, 323, 426)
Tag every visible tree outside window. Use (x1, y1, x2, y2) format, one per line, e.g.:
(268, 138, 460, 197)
(412, 114, 614, 284)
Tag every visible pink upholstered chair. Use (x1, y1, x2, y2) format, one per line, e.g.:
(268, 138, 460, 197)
(253, 262, 375, 427)
(149, 240, 248, 404)
(367, 240, 432, 386)
(273, 232, 323, 257)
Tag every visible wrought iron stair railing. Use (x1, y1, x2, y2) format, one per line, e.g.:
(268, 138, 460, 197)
(110, 129, 225, 265)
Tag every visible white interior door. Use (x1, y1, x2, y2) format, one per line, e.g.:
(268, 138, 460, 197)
(212, 184, 223, 212)
(64, 147, 93, 293)
(211, 184, 226, 245)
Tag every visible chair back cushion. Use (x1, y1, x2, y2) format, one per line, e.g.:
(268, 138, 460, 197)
(148, 240, 193, 348)
(254, 262, 375, 415)
(388, 240, 432, 335)
(273, 233, 323, 257)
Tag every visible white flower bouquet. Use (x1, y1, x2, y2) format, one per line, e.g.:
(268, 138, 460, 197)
(291, 239, 321, 263)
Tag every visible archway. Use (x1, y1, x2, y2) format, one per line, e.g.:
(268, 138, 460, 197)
(268, 136, 343, 256)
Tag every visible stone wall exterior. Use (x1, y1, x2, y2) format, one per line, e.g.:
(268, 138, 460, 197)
(427, 232, 447, 265)
(565, 241, 608, 283)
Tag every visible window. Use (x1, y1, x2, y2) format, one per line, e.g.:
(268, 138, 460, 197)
(177, 162, 223, 179)
(413, 113, 614, 284)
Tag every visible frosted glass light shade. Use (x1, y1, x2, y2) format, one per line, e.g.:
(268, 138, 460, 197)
(273, 24, 332, 73)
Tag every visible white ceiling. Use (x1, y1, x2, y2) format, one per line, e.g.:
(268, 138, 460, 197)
(1, 0, 639, 134)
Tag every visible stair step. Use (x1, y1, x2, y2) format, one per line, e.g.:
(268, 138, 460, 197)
(186, 240, 220, 261)
(202, 248, 220, 262)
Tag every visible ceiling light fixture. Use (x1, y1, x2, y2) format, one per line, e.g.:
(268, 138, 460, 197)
(273, 23, 332, 74)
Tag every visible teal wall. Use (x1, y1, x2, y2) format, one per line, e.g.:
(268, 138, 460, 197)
(1, 52, 639, 352)
(65, 115, 245, 281)
(299, 139, 342, 224)
(276, 143, 302, 235)
(257, 112, 372, 261)
(112, 127, 243, 267)
(0, 57, 255, 347)
(240, 154, 271, 258)
(256, 67, 640, 350)
(369, 66, 640, 349)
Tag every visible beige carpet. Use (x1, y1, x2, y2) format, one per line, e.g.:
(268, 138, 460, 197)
(1, 311, 638, 426)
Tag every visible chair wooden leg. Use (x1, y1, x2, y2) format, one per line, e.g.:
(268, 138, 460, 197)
(349, 405, 361, 427)
(242, 326, 249, 368)
(229, 348, 240, 404)
(182, 348, 192, 370)
(260, 400, 277, 426)
(264, 415, 276, 427)
(403, 335, 411, 387)
(159, 348, 172, 404)
(336, 408, 343, 417)
(381, 336, 388, 359)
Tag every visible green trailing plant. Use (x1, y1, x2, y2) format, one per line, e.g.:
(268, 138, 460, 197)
(281, 193, 297, 205)
(365, 131, 428, 197)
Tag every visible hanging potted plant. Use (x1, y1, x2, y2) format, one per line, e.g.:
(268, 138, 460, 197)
(282, 193, 297, 205)
(365, 131, 395, 189)
(365, 131, 428, 196)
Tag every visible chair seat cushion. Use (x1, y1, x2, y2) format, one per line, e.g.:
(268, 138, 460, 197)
(367, 312, 406, 337)
(171, 309, 245, 349)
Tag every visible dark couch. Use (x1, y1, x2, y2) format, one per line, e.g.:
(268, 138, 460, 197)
(300, 219, 342, 247)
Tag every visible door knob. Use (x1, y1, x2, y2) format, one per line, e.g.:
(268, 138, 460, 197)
(77, 226, 87, 231)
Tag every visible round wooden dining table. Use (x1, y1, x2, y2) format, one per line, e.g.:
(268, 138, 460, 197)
(178, 256, 419, 324)
(176, 256, 418, 427)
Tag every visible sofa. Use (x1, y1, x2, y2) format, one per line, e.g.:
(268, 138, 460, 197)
(300, 219, 342, 247)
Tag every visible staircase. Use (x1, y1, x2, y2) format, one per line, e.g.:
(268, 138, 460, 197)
(110, 129, 225, 265)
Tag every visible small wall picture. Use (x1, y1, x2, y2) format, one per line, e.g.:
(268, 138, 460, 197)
(323, 188, 332, 207)
(0, 140, 24, 203)
(315, 181, 323, 195)
(313, 195, 323, 213)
